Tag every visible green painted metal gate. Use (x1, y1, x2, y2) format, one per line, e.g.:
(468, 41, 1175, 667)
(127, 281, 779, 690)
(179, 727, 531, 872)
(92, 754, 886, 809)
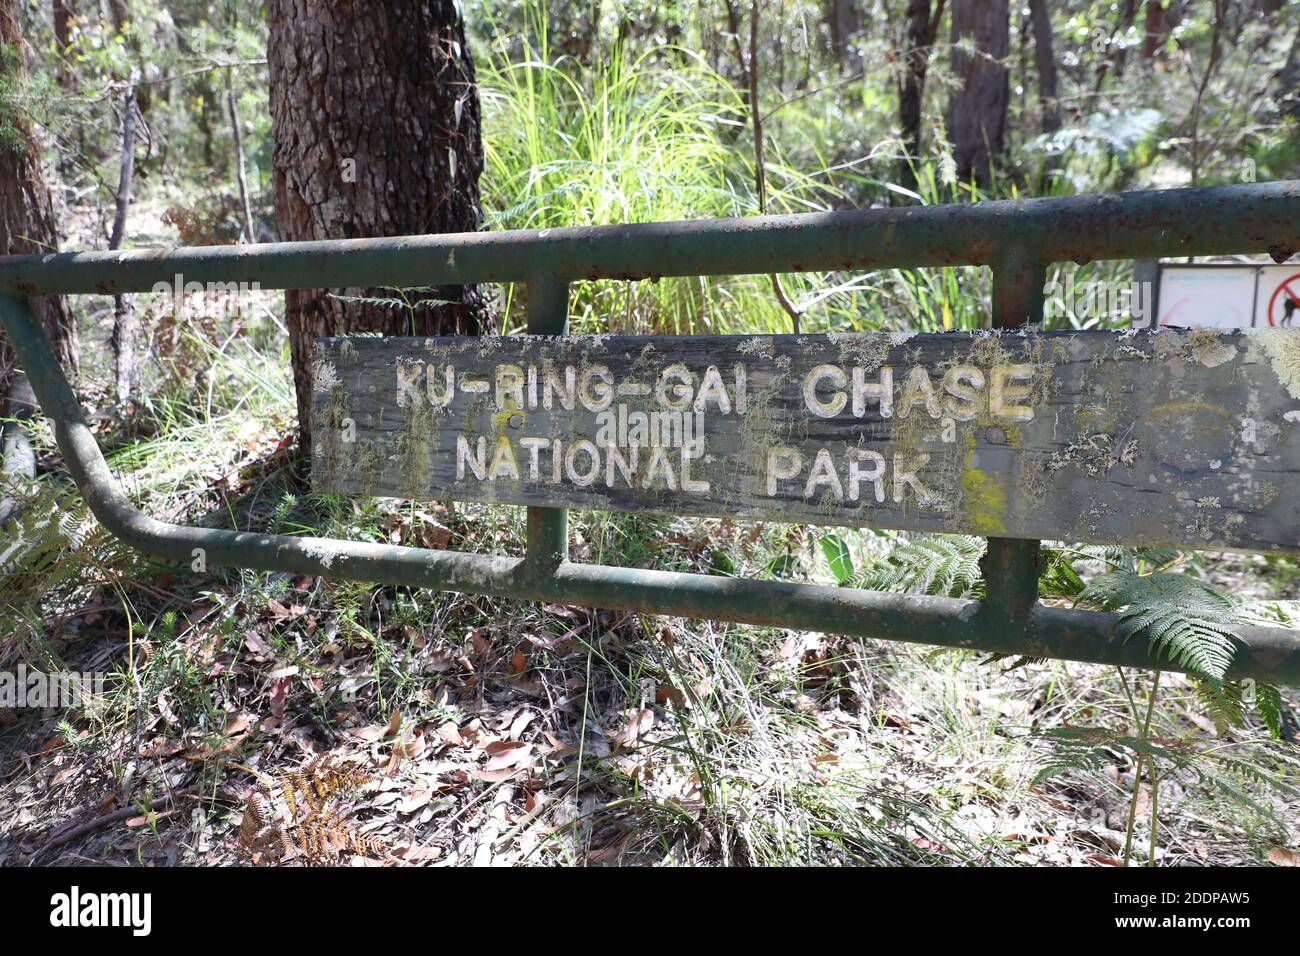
(3, 181, 1300, 683)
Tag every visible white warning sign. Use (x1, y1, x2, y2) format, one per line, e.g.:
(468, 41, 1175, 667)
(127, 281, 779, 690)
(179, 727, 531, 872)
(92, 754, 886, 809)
(1155, 263, 1300, 329)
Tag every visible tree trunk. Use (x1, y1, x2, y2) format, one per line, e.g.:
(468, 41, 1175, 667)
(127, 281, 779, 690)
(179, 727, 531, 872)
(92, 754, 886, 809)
(109, 82, 138, 407)
(1027, 0, 1060, 136)
(53, 0, 73, 46)
(52, 0, 76, 86)
(1279, 28, 1300, 121)
(267, 0, 487, 457)
(1142, 1, 1186, 61)
(0, 0, 78, 520)
(947, 0, 1009, 188)
(824, 0, 862, 73)
(897, 0, 940, 193)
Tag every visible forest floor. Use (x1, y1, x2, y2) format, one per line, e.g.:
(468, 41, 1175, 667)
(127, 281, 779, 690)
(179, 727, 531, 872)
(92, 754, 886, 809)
(1, 543, 1298, 867)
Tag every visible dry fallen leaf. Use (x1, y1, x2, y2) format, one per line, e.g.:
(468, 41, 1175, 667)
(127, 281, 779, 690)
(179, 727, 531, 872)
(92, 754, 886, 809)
(483, 740, 532, 771)
(269, 677, 290, 720)
(654, 685, 685, 708)
(508, 710, 535, 740)
(1267, 846, 1300, 866)
(243, 630, 273, 661)
(397, 790, 433, 815)
(614, 709, 654, 748)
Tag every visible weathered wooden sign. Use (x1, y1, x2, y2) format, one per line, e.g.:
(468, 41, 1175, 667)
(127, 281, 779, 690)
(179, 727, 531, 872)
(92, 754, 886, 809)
(311, 329, 1300, 554)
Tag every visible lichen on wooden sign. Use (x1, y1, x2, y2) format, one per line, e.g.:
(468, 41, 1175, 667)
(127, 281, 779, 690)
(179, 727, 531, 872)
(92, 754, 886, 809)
(310, 329, 1300, 554)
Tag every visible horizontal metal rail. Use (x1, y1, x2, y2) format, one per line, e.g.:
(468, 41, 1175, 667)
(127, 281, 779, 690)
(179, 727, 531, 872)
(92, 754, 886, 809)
(1, 182, 1297, 295)
(3, 181, 1300, 684)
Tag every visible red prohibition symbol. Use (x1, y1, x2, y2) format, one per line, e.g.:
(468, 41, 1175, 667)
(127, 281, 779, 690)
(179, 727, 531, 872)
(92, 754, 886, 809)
(1267, 273, 1300, 327)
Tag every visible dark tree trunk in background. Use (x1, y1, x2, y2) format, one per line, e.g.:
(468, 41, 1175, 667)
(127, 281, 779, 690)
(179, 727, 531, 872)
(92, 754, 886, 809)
(897, 0, 942, 193)
(0, 3, 78, 375)
(52, 1, 77, 92)
(1027, 0, 1060, 136)
(1142, 1, 1186, 61)
(53, 0, 73, 45)
(267, 0, 487, 456)
(109, 82, 138, 406)
(1, 0, 78, 520)
(1279, 30, 1300, 121)
(824, 0, 862, 73)
(947, 0, 1009, 188)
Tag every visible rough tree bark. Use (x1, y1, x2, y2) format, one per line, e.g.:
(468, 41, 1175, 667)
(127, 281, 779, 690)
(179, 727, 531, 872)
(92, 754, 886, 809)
(266, 0, 487, 457)
(947, 0, 1010, 188)
(109, 81, 138, 406)
(1, 0, 78, 520)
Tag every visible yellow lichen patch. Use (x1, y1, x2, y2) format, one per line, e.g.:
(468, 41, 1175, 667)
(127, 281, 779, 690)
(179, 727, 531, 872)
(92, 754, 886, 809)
(960, 433, 1008, 535)
(1252, 328, 1300, 400)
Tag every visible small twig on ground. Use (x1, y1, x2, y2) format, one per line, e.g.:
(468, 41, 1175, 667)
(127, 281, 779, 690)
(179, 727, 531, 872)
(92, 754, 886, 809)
(32, 791, 186, 861)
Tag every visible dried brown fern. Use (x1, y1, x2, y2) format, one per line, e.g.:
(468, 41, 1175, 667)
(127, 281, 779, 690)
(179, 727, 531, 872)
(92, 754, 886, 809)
(237, 753, 380, 865)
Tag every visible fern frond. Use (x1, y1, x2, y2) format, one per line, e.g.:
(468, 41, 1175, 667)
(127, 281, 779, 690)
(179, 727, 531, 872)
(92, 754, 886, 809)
(1031, 726, 1187, 784)
(238, 753, 377, 866)
(983, 654, 1048, 671)
(1080, 571, 1239, 681)
(1204, 753, 1300, 800)
(1, 476, 130, 668)
(1253, 683, 1284, 740)
(1193, 678, 1243, 736)
(852, 534, 986, 598)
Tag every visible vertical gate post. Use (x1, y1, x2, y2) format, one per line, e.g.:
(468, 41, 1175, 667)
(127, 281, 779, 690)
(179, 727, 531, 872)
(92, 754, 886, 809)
(524, 274, 570, 577)
(981, 252, 1046, 623)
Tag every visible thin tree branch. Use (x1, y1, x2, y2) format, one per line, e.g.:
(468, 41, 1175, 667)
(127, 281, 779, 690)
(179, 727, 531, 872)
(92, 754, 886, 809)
(747, 1, 801, 334)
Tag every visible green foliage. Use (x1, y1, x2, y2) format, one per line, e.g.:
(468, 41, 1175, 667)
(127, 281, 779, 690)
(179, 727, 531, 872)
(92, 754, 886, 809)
(1080, 571, 1237, 681)
(1032, 723, 1299, 836)
(1254, 682, 1285, 740)
(1033, 725, 1171, 785)
(328, 288, 455, 335)
(0, 43, 27, 155)
(1193, 677, 1245, 737)
(0, 477, 128, 666)
(819, 532, 855, 585)
(852, 534, 986, 599)
(1067, 566, 1286, 740)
